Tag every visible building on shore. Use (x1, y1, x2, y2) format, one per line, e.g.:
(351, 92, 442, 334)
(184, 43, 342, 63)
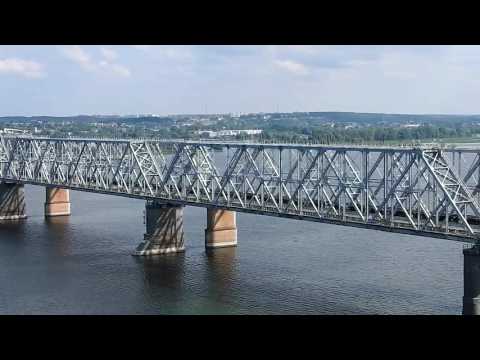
(196, 129, 263, 138)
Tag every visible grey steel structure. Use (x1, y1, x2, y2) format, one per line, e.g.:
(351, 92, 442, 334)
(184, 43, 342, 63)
(1, 135, 480, 244)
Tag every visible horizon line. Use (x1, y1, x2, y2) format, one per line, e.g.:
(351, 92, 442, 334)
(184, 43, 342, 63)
(2, 111, 480, 118)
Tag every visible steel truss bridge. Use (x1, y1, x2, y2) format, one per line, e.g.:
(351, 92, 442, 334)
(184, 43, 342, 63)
(1, 135, 480, 244)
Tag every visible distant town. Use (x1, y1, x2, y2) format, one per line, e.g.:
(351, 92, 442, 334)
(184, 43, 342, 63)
(2, 111, 480, 145)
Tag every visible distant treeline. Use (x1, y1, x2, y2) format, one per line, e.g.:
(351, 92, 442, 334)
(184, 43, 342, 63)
(260, 124, 480, 144)
(284, 112, 480, 124)
(2, 112, 480, 125)
(0, 116, 175, 126)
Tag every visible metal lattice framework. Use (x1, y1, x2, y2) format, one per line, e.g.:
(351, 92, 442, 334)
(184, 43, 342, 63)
(1, 135, 480, 243)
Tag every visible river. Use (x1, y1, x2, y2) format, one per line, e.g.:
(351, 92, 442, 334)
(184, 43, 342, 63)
(0, 184, 464, 314)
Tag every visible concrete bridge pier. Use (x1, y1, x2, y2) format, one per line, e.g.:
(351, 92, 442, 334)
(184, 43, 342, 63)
(463, 244, 480, 315)
(0, 182, 26, 220)
(205, 209, 237, 249)
(134, 201, 185, 256)
(45, 187, 71, 217)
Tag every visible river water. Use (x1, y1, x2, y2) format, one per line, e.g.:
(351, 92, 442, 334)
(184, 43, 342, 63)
(0, 184, 465, 314)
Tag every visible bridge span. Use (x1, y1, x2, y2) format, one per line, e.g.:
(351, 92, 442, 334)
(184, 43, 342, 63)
(0, 135, 479, 314)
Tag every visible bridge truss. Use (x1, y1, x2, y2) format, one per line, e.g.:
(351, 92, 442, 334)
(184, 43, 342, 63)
(1, 135, 480, 243)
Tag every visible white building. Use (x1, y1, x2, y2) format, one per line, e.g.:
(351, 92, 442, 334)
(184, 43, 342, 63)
(197, 129, 263, 138)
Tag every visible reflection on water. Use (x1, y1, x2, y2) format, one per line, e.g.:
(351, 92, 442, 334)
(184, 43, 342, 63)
(0, 219, 28, 238)
(135, 253, 187, 298)
(0, 185, 466, 314)
(45, 216, 72, 257)
(205, 247, 237, 303)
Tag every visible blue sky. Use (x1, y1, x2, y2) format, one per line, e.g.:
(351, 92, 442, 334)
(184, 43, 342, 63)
(1, 45, 480, 116)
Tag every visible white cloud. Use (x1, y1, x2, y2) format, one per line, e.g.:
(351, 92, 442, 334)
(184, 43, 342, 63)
(100, 62, 131, 77)
(100, 47, 118, 62)
(131, 45, 152, 51)
(274, 59, 309, 75)
(160, 46, 193, 61)
(0, 58, 45, 78)
(62, 45, 95, 71)
(62, 45, 131, 78)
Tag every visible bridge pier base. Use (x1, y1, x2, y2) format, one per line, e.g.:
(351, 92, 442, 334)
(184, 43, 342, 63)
(463, 244, 480, 315)
(45, 187, 71, 217)
(205, 209, 237, 249)
(0, 182, 26, 220)
(134, 202, 185, 256)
